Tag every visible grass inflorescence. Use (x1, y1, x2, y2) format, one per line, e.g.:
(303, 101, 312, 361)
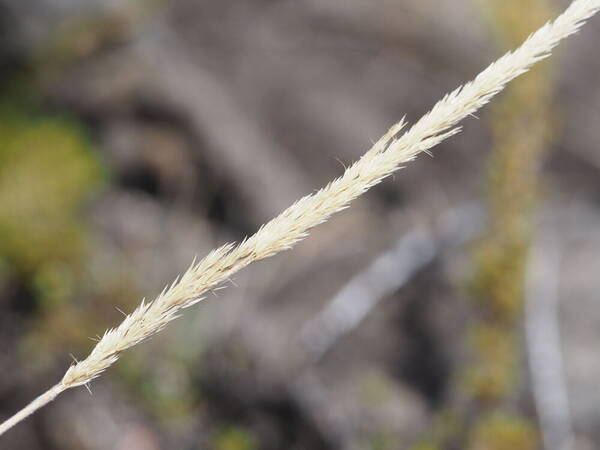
(1, 0, 599, 437)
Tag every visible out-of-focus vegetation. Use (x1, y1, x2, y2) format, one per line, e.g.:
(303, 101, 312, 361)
(465, 0, 555, 439)
(0, 89, 107, 359)
(411, 0, 556, 448)
(0, 107, 103, 280)
(213, 426, 257, 450)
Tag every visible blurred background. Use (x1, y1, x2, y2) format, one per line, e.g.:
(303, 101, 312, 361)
(0, 0, 599, 449)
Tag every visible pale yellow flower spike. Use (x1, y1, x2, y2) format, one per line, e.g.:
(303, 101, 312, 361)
(1, 0, 598, 437)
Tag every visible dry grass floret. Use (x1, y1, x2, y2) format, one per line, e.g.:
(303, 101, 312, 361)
(1, 0, 599, 437)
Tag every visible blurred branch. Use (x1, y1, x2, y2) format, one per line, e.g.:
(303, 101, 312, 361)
(292, 204, 481, 448)
(525, 229, 573, 450)
(299, 204, 481, 363)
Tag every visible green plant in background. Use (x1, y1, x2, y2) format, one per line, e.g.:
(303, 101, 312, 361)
(465, 0, 555, 443)
(0, 84, 107, 361)
(469, 413, 538, 450)
(469, 0, 556, 346)
(0, 6, 135, 300)
(117, 354, 197, 423)
(213, 426, 257, 450)
(458, 0, 555, 447)
(0, 108, 104, 303)
(411, 1, 555, 448)
(0, 8, 190, 420)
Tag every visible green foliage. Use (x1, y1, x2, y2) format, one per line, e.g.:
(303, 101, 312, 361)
(0, 110, 104, 287)
(213, 426, 257, 450)
(116, 354, 196, 422)
(460, 325, 517, 403)
(409, 410, 461, 450)
(416, 1, 557, 448)
(367, 433, 401, 450)
(468, 413, 538, 450)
